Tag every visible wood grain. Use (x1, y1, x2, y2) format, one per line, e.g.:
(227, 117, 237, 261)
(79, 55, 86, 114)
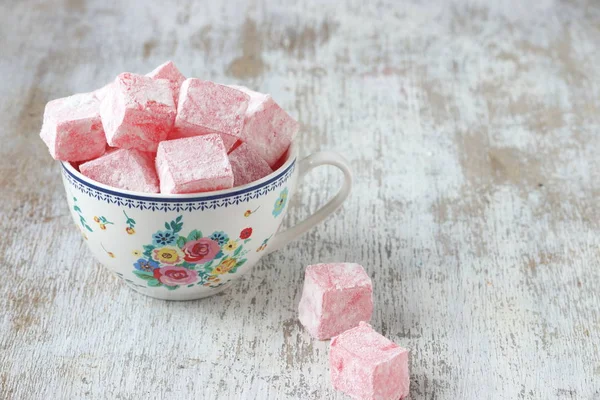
(1, 0, 600, 399)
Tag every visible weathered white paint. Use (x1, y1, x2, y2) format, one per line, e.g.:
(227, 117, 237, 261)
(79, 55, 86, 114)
(1, 0, 600, 399)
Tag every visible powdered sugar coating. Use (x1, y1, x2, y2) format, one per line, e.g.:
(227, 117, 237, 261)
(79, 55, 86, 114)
(175, 79, 248, 136)
(92, 82, 112, 102)
(79, 148, 159, 193)
(307, 263, 372, 290)
(228, 143, 273, 187)
(229, 85, 270, 113)
(220, 134, 240, 152)
(173, 79, 249, 147)
(330, 322, 410, 400)
(155, 134, 234, 194)
(228, 85, 299, 167)
(169, 129, 239, 152)
(146, 60, 186, 106)
(298, 263, 373, 340)
(100, 72, 176, 152)
(39, 92, 106, 161)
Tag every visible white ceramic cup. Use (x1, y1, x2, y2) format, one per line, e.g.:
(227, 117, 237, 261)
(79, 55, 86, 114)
(61, 144, 352, 300)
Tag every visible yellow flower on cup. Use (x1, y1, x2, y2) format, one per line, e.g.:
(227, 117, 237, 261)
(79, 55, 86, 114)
(132, 250, 142, 257)
(94, 216, 113, 230)
(152, 246, 184, 265)
(224, 240, 238, 252)
(213, 258, 237, 275)
(244, 206, 260, 217)
(100, 243, 115, 258)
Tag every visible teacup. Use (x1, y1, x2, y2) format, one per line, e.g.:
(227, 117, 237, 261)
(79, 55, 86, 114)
(60, 144, 352, 300)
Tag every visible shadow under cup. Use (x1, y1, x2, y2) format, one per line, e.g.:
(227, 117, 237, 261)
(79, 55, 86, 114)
(61, 146, 300, 301)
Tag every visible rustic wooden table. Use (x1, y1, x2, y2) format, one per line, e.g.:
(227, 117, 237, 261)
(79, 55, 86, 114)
(2, 1, 599, 399)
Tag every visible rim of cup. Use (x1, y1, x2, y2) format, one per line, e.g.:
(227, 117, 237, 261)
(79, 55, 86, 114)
(61, 143, 298, 200)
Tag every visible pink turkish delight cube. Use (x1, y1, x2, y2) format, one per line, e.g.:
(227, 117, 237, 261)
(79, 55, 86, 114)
(79, 148, 159, 193)
(39, 92, 106, 162)
(298, 263, 373, 340)
(228, 143, 273, 187)
(229, 85, 299, 167)
(330, 322, 410, 400)
(146, 60, 186, 106)
(173, 79, 249, 151)
(155, 134, 234, 194)
(270, 148, 291, 171)
(100, 72, 176, 152)
(221, 135, 241, 152)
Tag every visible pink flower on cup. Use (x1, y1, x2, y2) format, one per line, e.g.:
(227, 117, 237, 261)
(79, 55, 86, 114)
(153, 266, 198, 286)
(182, 238, 220, 264)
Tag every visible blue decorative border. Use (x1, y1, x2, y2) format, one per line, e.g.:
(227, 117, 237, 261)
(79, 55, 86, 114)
(62, 160, 296, 211)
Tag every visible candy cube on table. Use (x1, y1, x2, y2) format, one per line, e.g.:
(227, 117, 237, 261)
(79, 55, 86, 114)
(156, 134, 234, 194)
(330, 322, 410, 400)
(298, 263, 373, 340)
(228, 143, 273, 187)
(230, 85, 299, 167)
(173, 79, 249, 151)
(146, 60, 186, 106)
(79, 148, 159, 193)
(100, 72, 176, 152)
(39, 92, 106, 162)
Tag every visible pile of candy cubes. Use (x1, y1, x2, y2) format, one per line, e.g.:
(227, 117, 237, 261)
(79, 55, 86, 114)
(39, 61, 298, 194)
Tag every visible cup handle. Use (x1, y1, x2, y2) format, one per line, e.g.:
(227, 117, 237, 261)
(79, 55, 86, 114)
(266, 151, 353, 254)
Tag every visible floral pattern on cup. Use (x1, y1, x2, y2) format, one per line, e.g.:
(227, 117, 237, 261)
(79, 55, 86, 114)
(73, 197, 93, 232)
(134, 258, 159, 272)
(93, 215, 114, 230)
(244, 206, 260, 217)
(152, 246, 184, 265)
(256, 235, 272, 252)
(272, 188, 288, 217)
(240, 228, 252, 239)
(101, 243, 115, 258)
(154, 266, 199, 286)
(182, 238, 222, 264)
(123, 210, 136, 235)
(132, 215, 251, 290)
